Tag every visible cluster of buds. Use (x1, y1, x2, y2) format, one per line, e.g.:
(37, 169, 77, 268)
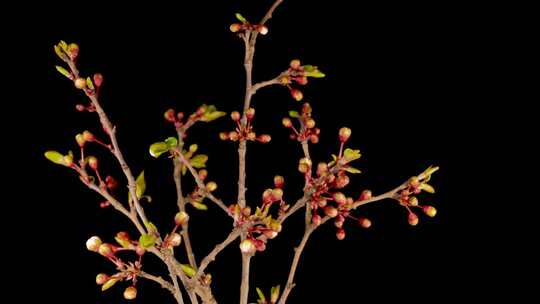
(163, 105, 226, 130)
(220, 108, 272, 143)
(230, 13, 269, 35)
(282, 102, 321, 144)
(396, 166, 440, 226)
(187, 169, 218, 211)
(279, 59, 325, 101)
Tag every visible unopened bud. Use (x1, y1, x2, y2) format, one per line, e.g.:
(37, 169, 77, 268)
(74, 78, 87, 89)
(230, 111, 241, 121)
(274, 175, 285, 188)
(95, 273, 109, 285)
(339, 127, 352, 142)
(198, 169, 208, 181)
(263, 230, 278, 239)
(63, 155, 74, 167)
(296, 76, 308, 85)
(247, 132, 257, 141)
(86, 236, 102, 252)
(246, 108, 255, 120)
(164, 109, 176, 122)
(98, 243, 113, 256)
(317, 197, 328, 208)
(68, 43, 79, 59)
(298, 157, 312, 173)
(358, 217, 372, 228)
(262, 189, 273, 203)
(312, 214, 322, 226)
(305, 118, 316, 129)
(229, 131, 239, 141)
(291, 89, 303, 101)
(310, 134, 319, 144)
(219, 132, 229, 140)
(290, 59, 301, 69)
(82, 130, 95, 142)
(75, 134, 85, 147)
(258, 134, 271, 143)
(282, 117, 293, 128)
(88, 156, 98, 170)
(333, 192, 347, 205)
(240, 239, 256, 254)
(254, 239, 266, 251)
(123, 286, 137, 300)
(359, 190, 372, 201)
(336, 228, 346, 240)
(105, 176, 118, 189)
(257, 25, 269, 35)
(324, 206, 338, 218)
(169, 233, 182, 247)
(335, 175, 350, 188)
(93, 73, 103, 87)
(423, 205, 437, 217)
(408, 213, 419, 226)
(230, 23, 242, 32)
(175, 211, 190, 226)
(409, 176, 420, 187)
(408, 196, 419, 206)
(206, 181, 218, 192)
(317, 162, 328, 176)
(271, 188, 283, 201)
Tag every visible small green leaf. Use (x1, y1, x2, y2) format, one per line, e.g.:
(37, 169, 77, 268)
(135, 171, 146, 199)
(86, 77, 95, 90)
(192, 202, 208, 210)
(101, 278, 119, 291)
(256, 288, 266, 301)
(344, 166, 362, 174)
(420, 183, 435, 193)
(289, 110, 299, 118)
(270, 285, 281, 302)
(235, 13, 248, 23)
(302, 65, 316, 72)
(180, 264, 196, 278)
(115, 236, 131, 249)
(139, 234, 156, 249)
(55, 65, 71, 78)
(59, 40, 68, 52)
(165, 137, 178, 148)
(149, 142, 169, 158)
(305, 70, 325, 78)
(205, 105, 217, 113)
(144, 221, 158, 233)
(54, 45, 68, 61)
(202, 111, 226, 122)
(190, 154, 208, 168)
(44, 151, 66, 166)
(423, 165, 440, 177)
(181, 165, 187, 176)
(343, 148, 361, 162)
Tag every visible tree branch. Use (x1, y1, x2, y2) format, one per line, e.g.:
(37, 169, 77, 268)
(139, 271, 181, 301)
(193, 228, 242, 281)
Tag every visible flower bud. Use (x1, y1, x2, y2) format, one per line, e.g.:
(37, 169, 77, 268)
(408, 196, 419, 206)
(291, 89, 303, 101)
(164, 109, 176, 122)
(105, 176, 118, 189)
(219, 132, 229, 140)
(86, 236, 102, 252)
(335, 175, 350, 189)
(175, 211, 190, 226)
(63, 155, 74, 167)
(123, 286, 137, 300)
(290, 59, 301, 69)
(279, 75, 291, 84)
(95, 273, 109, 285)
(262, 188, 273, 203)
(230, 23, 242, 32)
(74, 78, 87, 89)
(254, 239, 266, 251)
(310, 134, 319, 144)
(359, 190, 372, 201)
(242, 206, 252, 217)
(93, 73, 103, 87)
(198, 169, 208, 181)
(257, 25, 269, 35)
(296, 76, 308, 85)
(339, 127, 352, 142)
(317, 162, 328, 176)
(75, 134, 85, 147)
(169, 233, 182, 247)
(422, 205, 437, 217)
(334, 217, 344, 228)
(271, 188, 283, 201)
(136, 246, 146, 256)
(229, 131, 239, 141)
(298, 157, 312, 174)
(333, 192, 347, 205)
(116, 231, 130, 241)
(302, 102, 312, 114)
(76, 104, 86, 111)
(409, 176, 420, 187)
(240, 239, 256, 254)
(206, 181, 218, 192)
(408, 213, 419, 226)
(230, 111, 241, 121)
(88, 156, 98, 170)
(324, 206, 338, 218)
(247, 132, 257, 141)
(312, 214, 322, 226)
(68, 43, 79, 59)
(245, 108, 255, 120)
(98, 243, 113, 256)
(358, 217, 372, 228)
(317, 197, 328, 208)
(336, 228, 346, 240)
(82, 130, 95, 142)
(282, 117, 293, 128)
(258, 134, 272, 143)
(274, 175, 285, 188)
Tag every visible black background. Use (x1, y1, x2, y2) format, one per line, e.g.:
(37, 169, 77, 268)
(6, 0, 518, 302)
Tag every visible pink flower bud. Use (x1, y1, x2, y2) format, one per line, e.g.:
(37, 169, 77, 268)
(312, 214, 322, 226)
(254, 239, 266, 251)
(98, 243, 113, 256)
(164, 109, 176, 122)
(240, 239, 256, 254)
(75, 104, 85, 111)
(198, 169, 208, 181)
(262, 188, 273, 203)
(242, 206, 252, 217)
(105, 176, 118, 189)
(68, 43, 79, 59)
(123, 286, 137, 300)
(257, 25, 269, 35)
(95, 273, 109, 285)
(74, 78, 86, 89)
(230, 111, 241, 121)
(359, 190, 372, 201)
(408, 213, 419, 226)
(302, 102, 312, 114)
(422, 205, 437, 217)
(335, 175, 350, 188)
(93, 73, 103, 87)
(229, 131, 239, 141)
(82, 130, 95, 142)
(87, 156, 98, 170)
(296, 76, 308, 85)
(317, 197, 328, 208)
(282, 117, 293, 128)
(324, 206, 338, 218)
(291, 89, 303, 101)
(358, 217, 372, 228)
(169, 233, 182, 247)
(230, 23, 242, 32)
(290, 59, 301, 69)
(175, 211, 190, 226)
(86, 236, 102, 252)
(258, 134, 272, 143)
(336, 228, 346, 240)
(333, 192, 347, 205)
(317, 162, 328, 176)
(274, 175, 285, 188)
(310, 134, 319, 144)
(246, 108, 256, 120)
(339, 127, 352, 142)
(334, 218, 344, 228)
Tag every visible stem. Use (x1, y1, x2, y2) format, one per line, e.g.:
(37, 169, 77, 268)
(194, 228, 242, 281)
(139, 271, 182, 302)
(239, 253, 253, 304)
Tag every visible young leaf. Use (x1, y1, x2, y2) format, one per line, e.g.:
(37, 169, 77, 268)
(139, 234, 156, 249)
(305, 69, 326, 78)
(144, 221, 158, 233)
(419, 183, 435, 193)
(44, 151, 66, 166)
(343, 148, 361, 162)
(235, 13, 248, 23)
(289, 110, 299, 118)
(165, 137, 178, 148)
(115, 236, 131, 248)
(55, 65, 71, 78)
(190, 154, 208, 168)
(192, 202, 208, 210)
(256, 288, 266, 301)
(180, 264, 196, 278)
(54, 45, 68, 61)
(58, 40, 68, 52)
(101, 278, 119, 291)
(135, 171, 146, 199)
(344, 166, 362, 174)
(149, 142, 169, 158)
(86, 77, 95, 90)
(302, 65, 316, 72)
(270, 285, 281, 302)
(202, 111, 226, 122)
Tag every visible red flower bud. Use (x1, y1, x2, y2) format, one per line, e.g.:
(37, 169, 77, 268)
(74, 78, 87, 89)
(312, 214, 322, 226)
(296, 76, 308, 85)
(240, 239, 256, 254)
(175, 211, 189, 226)
(68, 43, 79, 59)
(282, 117, 293, 128)
(358, 217, 372, 228)
(408, 213, 419, 226)
(290, 59, 301, 69)
(258, 134, 272, 143)
(310, 134, 319, 144)
(422, 205, 437, 217)
(335, 175, 350, 189)
(82, 130, 95, 142)
(95, 273, 109, 285)
(336, 228, 346, 240)
(164, 109, 176, 122)
(105, 176, 118, 189)
(257, 25, 269, 35)
(254, 239, 266, 251)
(274, 175, 285, 188)
(291, 89, 303, 101)
(123, 286, 137, 300)
(324, 206, 338, 218)
(334, 215, 345, 228)
(246, 108, 255, 120)
(198, 169, 208, 181)
(93, 73, 103, 87)
(230, 23, 242, 32)
(333, 192, 347, 205)
(88, 156, 98, 170)
(359, 190, 372, 201)
(339, 127, 352, 142)
(302, 102, 312, 114)
(219, 132, 229, 140)
(230, 111, 241, 121)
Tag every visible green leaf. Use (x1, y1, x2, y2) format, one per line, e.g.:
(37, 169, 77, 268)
(192, 202, 208, 210)
(149, 142, 169, 158)
(202, 111, 226, 122)
(235, 13, 248, 23)
(180, 264, 196, 278)
(305, 70, 325, 78)
(59, 40, 68, 52)
(343, 148, 361, 162)
(139, 234, 156, 249)
(144, 221, 158, 233)
(101, 278, 119, 291)
(181, 165, 187, 176)
(302, 65, 316, 72)
(44, 151, 66, 166)
(270, 285, 281, 302)
(344, 166, 362, 174)
(289, 110, 299, 118)
(256, 288, 266, 301)
(54, 45, 68, 61)
(190, 154, 208, 168)
(205, 105, 217, 113)
(86, 77, 95, 90)
(165, 137, 178, 148)
(115, 236, 131, 249)
(55, 65, 71, 78)
(420, 183, 435, 193)
(135, 171, 146, 199)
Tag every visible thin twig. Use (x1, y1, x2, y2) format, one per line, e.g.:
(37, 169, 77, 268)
(193, 228, 242, 281)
